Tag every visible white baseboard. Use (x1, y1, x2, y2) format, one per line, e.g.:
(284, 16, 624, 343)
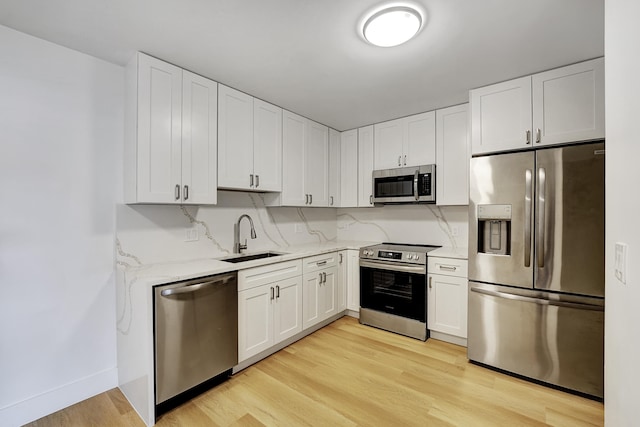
(0, 367, 118, 427)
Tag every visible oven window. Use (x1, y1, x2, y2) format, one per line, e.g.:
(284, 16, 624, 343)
(374, 176, 414, 198)
(360, 266, 426, 322)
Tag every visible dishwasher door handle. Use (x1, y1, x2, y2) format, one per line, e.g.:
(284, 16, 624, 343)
(160, 274, 236, 297)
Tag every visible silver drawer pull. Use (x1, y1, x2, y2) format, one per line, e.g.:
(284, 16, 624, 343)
(316, 260, 327, 266)
(438, 265, 457, 272)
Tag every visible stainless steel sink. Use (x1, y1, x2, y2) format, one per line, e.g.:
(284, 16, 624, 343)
(219, 251, 288, 264)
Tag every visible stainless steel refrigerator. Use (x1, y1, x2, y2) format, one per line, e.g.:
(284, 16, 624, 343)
(468, 141, 604, 398)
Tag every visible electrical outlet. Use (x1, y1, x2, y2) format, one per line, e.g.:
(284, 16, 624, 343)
(185, 227, 199, 242)
(451, 226, 459, 237)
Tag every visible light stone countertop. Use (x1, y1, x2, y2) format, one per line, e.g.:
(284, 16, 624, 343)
(123, 240, 379, 288)
(429, 246, 469, 260)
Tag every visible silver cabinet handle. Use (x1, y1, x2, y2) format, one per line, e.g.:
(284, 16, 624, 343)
(183, 185, 189, 201)
(413, 169, 419, 201)
(524, 169, 532, 268)
(469, 287, 604, 311)
(526, 130, 531, 144)
(535, 128, 541, 144)
(175, 184, 180, 200)
(398, 155, 401, 166)
(250, 174, 254, 187)
(330, 196, 334, 206)
(404, 155, 407, 166)
(369, 195, 373, 205)
(160, 274, 235, 297)
(270, 286, 275, 300)
(339, 253, 343, 264)
(318, 272, 323, 284)
(537, 168, 546, 268)
(255, 175, 259, 188)
(323, 272, 326, 283)
(310, 194, 313, 204)
(317, 260, 327, 266)
(305, 194, 309, 204)
(438, 265, 457, 272)
(276, 285, 280, 298)
(429, 276, 432, 289)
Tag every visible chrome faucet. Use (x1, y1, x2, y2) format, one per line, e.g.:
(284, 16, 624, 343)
(234, 214, 257, 253)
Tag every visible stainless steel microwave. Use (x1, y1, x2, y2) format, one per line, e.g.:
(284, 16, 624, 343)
(372, 165, 435, 204)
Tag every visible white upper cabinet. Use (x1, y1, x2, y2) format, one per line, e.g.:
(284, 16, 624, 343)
(281, 111, 329, 206)
(305, 121, 329, 206)
(436, 104, 469, 206)
(374, 111, 436, 169)
(328, 129, 340, 207)
(532, 58, 605, 146)
(125, 53, 217, 204)
(339, 129, 359, 208)
(471, 58, 604, 155)
(218, 85, 282, 191)
(358, 125, 375, 207)
(470, 76, 532, 155)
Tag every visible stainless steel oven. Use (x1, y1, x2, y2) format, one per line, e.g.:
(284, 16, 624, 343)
(372, 165, 435, 204)
(359, 243, 440, 340)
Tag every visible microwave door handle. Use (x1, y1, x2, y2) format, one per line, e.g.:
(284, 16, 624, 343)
(414, 170, 419, 201)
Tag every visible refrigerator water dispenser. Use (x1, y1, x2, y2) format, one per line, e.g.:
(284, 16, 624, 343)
(477, 204, 511, 255)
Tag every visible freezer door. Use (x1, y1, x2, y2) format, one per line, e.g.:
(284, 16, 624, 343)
(468, 281, 604, 398)
(469, 152, 535, 288)
(535, 142, 605, 297)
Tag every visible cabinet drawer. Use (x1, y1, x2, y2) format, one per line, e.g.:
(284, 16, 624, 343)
(428, 257, 468, 278)
(238, 259, 302, 291)
(303, 252, 338, 274)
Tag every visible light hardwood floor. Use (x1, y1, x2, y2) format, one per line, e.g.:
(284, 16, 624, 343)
(27, 316, 604, 426)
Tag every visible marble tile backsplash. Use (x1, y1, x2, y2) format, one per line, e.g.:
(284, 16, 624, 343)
(116, 191, 338, 265)
(337, 204, 469, 249)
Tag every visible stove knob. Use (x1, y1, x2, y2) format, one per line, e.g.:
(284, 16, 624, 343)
(407, 253, 414, 260)
(415, 254, 420, 261)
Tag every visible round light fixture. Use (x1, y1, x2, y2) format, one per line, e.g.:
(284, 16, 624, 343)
(362, 5, 423, 47)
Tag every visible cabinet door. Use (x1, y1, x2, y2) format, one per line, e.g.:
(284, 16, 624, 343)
(217, 85, 254, 190)
(253, 99, 282, 191)
(281, 110, 307, 206)
(532, 58, 605, 146)
(404, 111, 436, 167)
(328, 128, 340, 207)
(339, 129, 359, 207)
(374, 119, 403, 169)
(428, 274, 468, 338)
(436, 104, 469, 206)
(181, 71, 218, 205)
(238, 285, 274, 362)
(273, 276, 303, 344)
(136, 54, 183, 203)
(337, 251, 348, 312)
(357, 125, 375, 207)
(321, 266, 338, 320)
(305, 120, 329, 206)
(470, 76, 532, 155)
(346, 250, 361, 312)
(303, 272, 322, 329)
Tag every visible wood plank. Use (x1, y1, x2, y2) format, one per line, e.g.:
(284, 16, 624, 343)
(26, 317, 603, 427)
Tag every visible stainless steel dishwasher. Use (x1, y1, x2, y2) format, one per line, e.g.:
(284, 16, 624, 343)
(154, 272, 238, 406)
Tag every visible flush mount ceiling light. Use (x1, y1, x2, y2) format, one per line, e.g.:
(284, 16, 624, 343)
(361, 5, 424, 47)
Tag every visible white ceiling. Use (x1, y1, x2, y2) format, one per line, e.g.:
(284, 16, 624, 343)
(0, 0, 604, 131)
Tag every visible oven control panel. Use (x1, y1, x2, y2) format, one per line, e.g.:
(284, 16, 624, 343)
(360, 245, 430, 265)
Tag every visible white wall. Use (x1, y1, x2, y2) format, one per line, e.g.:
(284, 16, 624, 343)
(0, 26, 123, 426)
(604, 1, 640, 425)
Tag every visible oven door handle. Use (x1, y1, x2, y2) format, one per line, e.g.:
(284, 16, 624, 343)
(360, 260, 426, 274)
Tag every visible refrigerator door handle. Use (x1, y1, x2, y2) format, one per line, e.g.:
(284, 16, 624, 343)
(537, 167, 546, 268)
(469, 286, 604, 311)
(524, 169, 532, 267)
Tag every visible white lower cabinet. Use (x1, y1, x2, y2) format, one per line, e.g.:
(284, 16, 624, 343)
(302, 252, 340, 329)
(345, 249, 360, 313)
(238, 260, 303, 362)
(427, 257, 468, 344)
